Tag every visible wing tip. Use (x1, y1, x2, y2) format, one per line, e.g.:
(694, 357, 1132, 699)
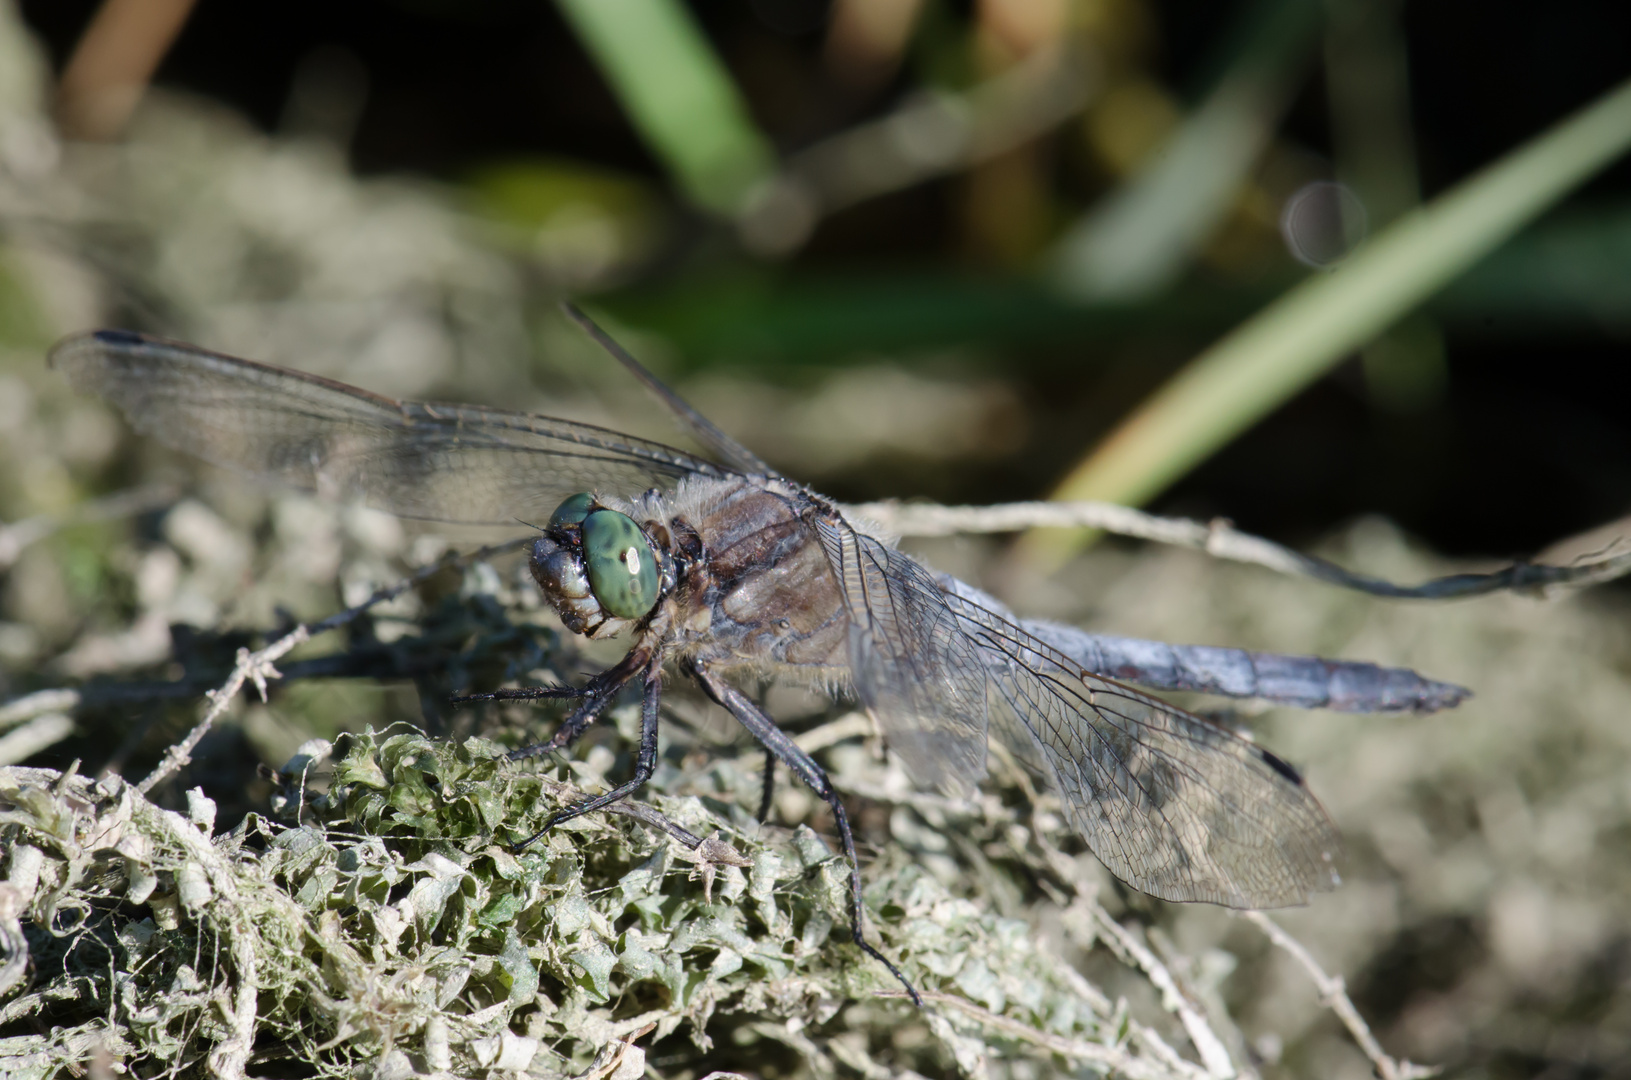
(90, 328, 148, 348)
(1257, 747, 1305, 785)
(47, 328, 151, 375)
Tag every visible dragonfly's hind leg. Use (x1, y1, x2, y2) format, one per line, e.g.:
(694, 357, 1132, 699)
(758, 746, 776, 823)
(687, 660, 923, 1008)
(510, 655, 663, 851)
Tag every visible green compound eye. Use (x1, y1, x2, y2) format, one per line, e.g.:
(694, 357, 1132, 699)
(580, 509, 659, 620)
(548, 492, 596, 530)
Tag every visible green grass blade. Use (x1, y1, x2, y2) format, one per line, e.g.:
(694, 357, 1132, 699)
(555, 0, 773, 215)
(1029, 74, 1631, 564)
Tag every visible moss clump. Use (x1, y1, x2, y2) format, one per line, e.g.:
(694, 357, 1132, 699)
(3, 686, 1217, 1079)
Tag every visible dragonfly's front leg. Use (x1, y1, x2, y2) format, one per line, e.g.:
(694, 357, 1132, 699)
(687, 659, 923, 1007)
(510, 653, 663, 851)
(453, 684, 584, 704)
(456, 645, 651, 763)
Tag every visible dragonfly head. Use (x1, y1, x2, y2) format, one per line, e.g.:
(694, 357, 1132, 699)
(529, 492, 663, 639)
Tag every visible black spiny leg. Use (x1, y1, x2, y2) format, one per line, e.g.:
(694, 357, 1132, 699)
(452, 683, 597, 758)
(468, 646, 651, 764)
(688, 661, 922, 1007)
(510, 654, 663, 852)
(758, 745, 777, 823)
(452, 683, 583, 705)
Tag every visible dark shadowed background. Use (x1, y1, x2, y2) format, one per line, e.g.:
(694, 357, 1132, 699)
(13, 0, 1631, 551)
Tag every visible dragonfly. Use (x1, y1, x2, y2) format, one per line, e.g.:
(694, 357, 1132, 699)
(49, 309, 1468, 1004)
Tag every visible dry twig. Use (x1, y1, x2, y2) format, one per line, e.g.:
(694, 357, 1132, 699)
(1241, 911, 1440, 1080)
(876, 989, 1211, 1080)
(134, 536, 530, 794)
(851, 498, 1631, 599)
(738, 44, 1095, 255)
(1089, 905, 1237, 1078)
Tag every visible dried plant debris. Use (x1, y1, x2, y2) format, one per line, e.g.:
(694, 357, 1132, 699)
(7, 492, 1621, 1080)
(0, 527, 1245, 1079)
(0, 466, 1549, 1080)
(1, 714, 1226, 1079)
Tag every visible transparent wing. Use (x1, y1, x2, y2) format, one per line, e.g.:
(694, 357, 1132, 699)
(817, 515, 1340, 908)
(50, 330, 734, 525)
(815, 515, 991, 798)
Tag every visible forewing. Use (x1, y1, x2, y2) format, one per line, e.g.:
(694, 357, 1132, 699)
(50, 331, 731, 524)
(814, 517, 990, 796)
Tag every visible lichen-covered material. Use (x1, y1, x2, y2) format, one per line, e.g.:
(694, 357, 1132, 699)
(1, 635, 1215, 1078)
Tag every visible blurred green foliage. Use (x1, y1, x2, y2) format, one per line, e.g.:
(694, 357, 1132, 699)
(555, 0, 773, 215)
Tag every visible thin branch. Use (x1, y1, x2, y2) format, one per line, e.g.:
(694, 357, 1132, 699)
(737, 43, 1095, 256)
(848, 498, 1631, 599)
(0, 688, 82, 731)
(1013, 813, 1239, 1077)
(1090, 905, 1238, 1079)
(137, 536, 531, 794)
(874, 989, 1207, 1080)
(1020, 821, 1239, 1078)
(1241, 911, 1440, 1080)
(137, 626, 310, 794)
(1050, 941, 1213, 1080)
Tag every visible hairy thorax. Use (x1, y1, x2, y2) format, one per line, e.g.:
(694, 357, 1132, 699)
(640, 476, 852, 683)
